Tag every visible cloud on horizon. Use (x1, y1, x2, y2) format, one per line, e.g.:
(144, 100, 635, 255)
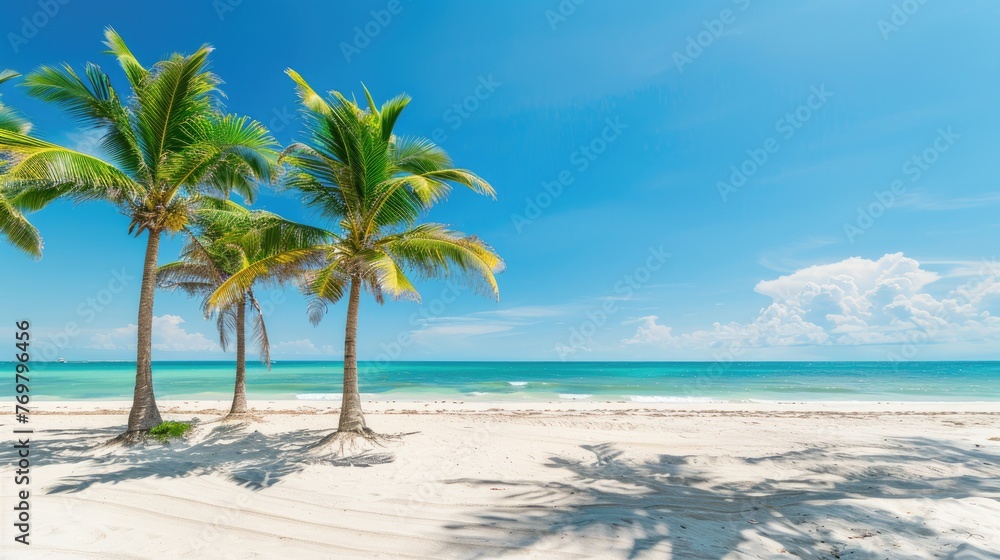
(624, 253, 1000, 351)
(90, 315, 219, 353)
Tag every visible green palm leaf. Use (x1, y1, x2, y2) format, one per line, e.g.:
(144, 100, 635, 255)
(0, 194, 42, 258)
(21, 62, 145, 176)
(0, 70, 42, 258)
(135, 45, 217, 177)
(103, 27, 149, 90)
(380, 223, 503, 299)
(0, 130, 142, 205)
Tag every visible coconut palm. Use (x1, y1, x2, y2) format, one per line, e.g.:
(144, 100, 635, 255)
(0, 30, 277, 440)
(158, 200, 330, 419)
(0, 70, 44, 258)
(209, 72, 504, 447)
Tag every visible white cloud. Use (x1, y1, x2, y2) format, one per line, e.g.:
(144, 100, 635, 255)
(90, 315, 219, 352)
(90, 328, 134, 351)
(625, 253, 1000, 349)
(622, 316, 675, 345)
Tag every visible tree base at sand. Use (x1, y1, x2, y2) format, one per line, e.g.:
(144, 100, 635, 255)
(311, 428, 381, 457)
(107, 430, 152, 445)
(220, 411, 260, 424)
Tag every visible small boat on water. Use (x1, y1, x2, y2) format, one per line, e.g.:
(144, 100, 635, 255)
(58, 358, 67, 363)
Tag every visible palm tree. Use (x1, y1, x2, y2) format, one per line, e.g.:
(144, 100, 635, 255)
(209, 72, 504, 448)
(0, 30, 277, 441)
(0, 70, 44, 258)
(158, 200, 329, 419)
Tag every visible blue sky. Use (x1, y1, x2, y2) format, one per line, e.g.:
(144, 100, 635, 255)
(2, 0, 1000, 361)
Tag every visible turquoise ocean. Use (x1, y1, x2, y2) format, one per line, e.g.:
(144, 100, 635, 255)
(5, 361, 1000, 402)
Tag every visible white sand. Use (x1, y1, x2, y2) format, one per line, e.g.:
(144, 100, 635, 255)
(3, 400, 999, 559)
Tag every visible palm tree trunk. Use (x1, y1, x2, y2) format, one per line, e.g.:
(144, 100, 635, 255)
(229, 297, 249, 415)
(126, 228, 164, 435)
(337, 277, 367, 433)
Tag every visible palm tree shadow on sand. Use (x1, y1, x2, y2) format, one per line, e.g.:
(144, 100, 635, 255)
(444, 439, 1000, 559)
(18, 423, 397, 494)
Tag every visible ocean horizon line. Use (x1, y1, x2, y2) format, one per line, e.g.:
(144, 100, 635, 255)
(8, 361, 1000, 403)
(11, 359, 1000, 364)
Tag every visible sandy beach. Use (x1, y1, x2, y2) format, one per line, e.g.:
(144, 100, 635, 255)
(2, 400, 999, 559)
(5, 1, 1000, 558)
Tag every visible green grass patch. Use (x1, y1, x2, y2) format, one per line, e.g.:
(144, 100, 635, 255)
(149, 421, 193, 443)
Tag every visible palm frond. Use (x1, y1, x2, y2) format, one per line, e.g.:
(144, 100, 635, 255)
(380, 223, 504, 299)
(0, 130, 143, 206)
(359, 249, 420, 303)
(156, 261, 220, 295)
(247, 289, 271, 368)
(304, 258, 351, 305)
(21, 63, 145, 176)
(208, 247, 327, 311)
(0, 69, 19, 86)
(306, 297, 329, 326)
(134, 44, 217, 178)
(162, 114, 277, 202)
(102, 27, 149, 90)
(286, 69, 333, 118)
(0, 194, 42, 258)
(376, 93, 410, 141)
(0, 105, 30, 135)
(391, 136, 451, 172)
(214, 307, 238, 352)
